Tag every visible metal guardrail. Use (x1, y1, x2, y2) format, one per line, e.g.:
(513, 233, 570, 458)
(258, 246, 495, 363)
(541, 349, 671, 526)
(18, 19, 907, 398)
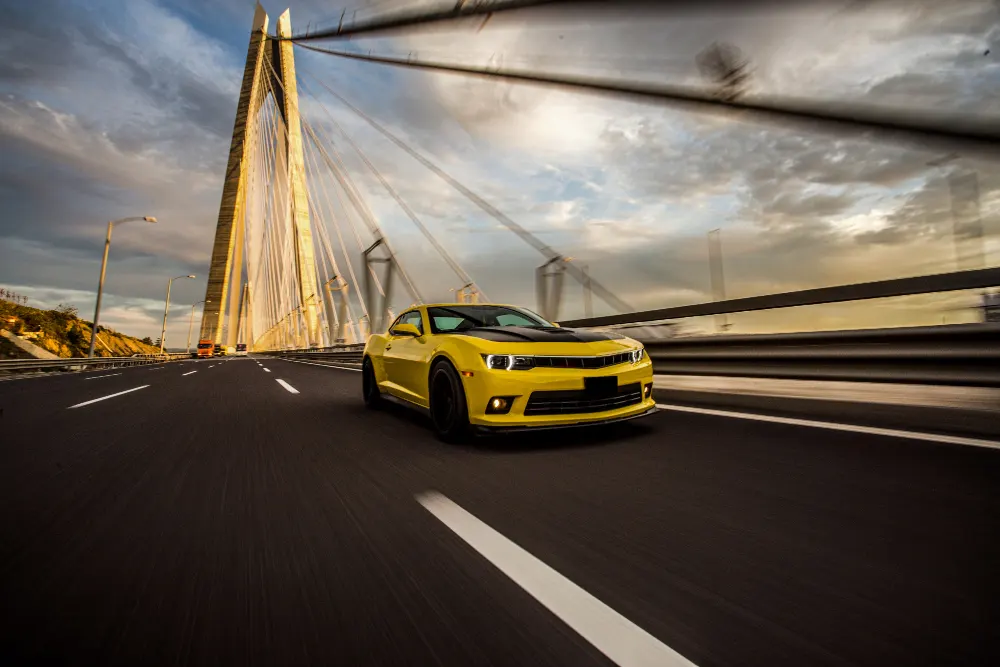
(259, 345, 365, 365)
(644, 323, 1000, 387)
(559, 267, 1000, 329)
(0, 353, 188, 375)
(264, 323, 1000, 387)
(259, 324, 1000, 387)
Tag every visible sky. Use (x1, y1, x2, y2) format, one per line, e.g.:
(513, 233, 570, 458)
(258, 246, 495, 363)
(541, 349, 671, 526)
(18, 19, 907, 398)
(0, 0, 997, 344)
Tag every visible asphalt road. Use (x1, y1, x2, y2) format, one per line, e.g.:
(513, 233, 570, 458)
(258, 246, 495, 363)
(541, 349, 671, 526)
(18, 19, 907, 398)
(0, 357, 996, 666)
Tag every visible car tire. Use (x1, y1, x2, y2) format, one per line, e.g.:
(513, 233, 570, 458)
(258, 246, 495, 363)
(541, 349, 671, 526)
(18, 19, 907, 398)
(429, 360, 470, 443)
(362, 357, 381, 409)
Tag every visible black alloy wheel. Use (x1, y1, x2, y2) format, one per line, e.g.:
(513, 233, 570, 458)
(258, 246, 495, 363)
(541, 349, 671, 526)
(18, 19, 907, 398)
(362, 358, 381, 408)
(429, 361, 470, 443)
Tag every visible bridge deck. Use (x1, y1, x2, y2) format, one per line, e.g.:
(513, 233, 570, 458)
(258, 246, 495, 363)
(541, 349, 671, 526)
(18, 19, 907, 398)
(0, 358, 995, 666)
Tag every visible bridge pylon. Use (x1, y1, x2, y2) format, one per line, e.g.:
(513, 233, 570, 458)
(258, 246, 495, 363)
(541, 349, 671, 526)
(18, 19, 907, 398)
(199, 3, 321, 349)
(536, 257, 567, 322)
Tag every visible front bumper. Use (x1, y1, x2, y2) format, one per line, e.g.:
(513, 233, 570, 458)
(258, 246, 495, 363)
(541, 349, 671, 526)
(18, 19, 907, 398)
(462, 360, 655, 430)
(473, 405, 658, 435)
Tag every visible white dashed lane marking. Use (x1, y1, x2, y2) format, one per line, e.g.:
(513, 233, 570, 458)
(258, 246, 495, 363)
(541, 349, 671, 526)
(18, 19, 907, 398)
(417, 491, 698, 667)
(68, 386, 149, 410)
(655, 403, 1000, 451)
(276, 379, 299, 394)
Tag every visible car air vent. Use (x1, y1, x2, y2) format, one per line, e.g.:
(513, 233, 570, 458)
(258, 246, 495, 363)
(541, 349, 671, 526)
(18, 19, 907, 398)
(525, 383, 643, 416)
(532, 352, 631, 369)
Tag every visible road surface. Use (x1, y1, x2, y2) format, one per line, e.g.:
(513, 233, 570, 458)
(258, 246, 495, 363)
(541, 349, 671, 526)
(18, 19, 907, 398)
(0, 357, 996, 666)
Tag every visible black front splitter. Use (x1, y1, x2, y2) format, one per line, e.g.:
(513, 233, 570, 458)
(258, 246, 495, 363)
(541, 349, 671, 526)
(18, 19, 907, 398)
(472, 406, 658, 436)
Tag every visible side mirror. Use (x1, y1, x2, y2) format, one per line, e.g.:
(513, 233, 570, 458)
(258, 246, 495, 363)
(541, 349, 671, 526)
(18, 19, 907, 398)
(551, 322, 561, 328)
(390, 322, 421, 337)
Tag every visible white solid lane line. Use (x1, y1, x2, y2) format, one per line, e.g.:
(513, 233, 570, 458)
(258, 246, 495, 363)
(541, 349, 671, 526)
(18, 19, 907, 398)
(84, 373, 122, 380)
(654, 374, 1000, 412)
(417, 491, 698, 667)
(655, 403, 1000, 451)
(68, 385, 150, 410)
(182, 371, 197, 376)
(276, 379, 299, 394)
(281, 358, 362, 372)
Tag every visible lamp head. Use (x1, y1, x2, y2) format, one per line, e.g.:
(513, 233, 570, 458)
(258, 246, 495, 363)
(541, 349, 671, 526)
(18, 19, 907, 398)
(144, 216, 158, 223)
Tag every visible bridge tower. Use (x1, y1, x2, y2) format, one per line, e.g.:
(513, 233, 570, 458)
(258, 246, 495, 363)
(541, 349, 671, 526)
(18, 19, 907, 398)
(199, 3, 321, 348)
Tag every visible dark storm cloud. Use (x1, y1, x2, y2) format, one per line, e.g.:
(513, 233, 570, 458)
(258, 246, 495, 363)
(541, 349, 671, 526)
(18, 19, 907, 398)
(70, 20, 237, 146)
(857, 168, 996, 246)
(0, 0, 997, 334)
(597, 115, 927, 236)
(0, 0, 242, 304)
(0, 0, 76, 86)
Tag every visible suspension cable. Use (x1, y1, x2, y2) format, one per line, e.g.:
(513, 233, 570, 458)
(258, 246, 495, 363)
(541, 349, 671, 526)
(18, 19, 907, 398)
(243, 74, 268, 343)
(304, 71, 634, 313)
(295, 42, 1000, 155)
(303, 129, 372, 323)
(301, 117, 389, 300)
(263, 51, 425, 308)
(302, 117, 424, 304)
(299, 77, 488, 301)
(279, 0, 583, 42)
(265, 50, 363, 344)
(301, 127, 364, 328)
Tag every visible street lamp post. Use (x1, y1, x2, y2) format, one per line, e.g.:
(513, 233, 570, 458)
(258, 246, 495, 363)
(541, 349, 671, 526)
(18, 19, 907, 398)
(187, 300, 209, 354)
(160, 275, 196, 355)
(88, 216, 158, 358)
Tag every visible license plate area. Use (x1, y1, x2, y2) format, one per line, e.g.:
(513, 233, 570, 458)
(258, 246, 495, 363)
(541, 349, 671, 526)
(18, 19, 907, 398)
(584, 376, 617, 397)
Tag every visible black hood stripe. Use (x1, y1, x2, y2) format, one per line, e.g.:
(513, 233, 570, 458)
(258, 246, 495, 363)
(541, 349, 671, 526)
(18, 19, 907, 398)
(456, 326, 625, 343)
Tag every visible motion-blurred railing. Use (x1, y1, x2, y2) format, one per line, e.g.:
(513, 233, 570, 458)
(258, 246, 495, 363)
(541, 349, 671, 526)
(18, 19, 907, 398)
(0, 352, 189, 376)
(259, 267, 1000, 386)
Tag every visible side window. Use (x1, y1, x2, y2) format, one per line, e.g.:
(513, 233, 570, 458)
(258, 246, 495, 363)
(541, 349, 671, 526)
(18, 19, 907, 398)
(399, 310, 423, 335)
(432, 316, 464, 332)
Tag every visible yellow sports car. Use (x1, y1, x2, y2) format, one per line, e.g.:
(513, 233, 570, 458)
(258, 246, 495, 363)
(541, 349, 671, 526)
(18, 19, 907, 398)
(362, 303, 656, 441)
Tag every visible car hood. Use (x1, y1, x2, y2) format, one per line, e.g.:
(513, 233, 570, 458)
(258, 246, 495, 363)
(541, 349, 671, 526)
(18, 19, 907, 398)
(455, 326, 639, 353)
(456, 326, 621, 343)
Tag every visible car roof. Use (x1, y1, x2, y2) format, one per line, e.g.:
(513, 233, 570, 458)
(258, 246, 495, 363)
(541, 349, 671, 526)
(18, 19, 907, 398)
(413, 303, 523, 309)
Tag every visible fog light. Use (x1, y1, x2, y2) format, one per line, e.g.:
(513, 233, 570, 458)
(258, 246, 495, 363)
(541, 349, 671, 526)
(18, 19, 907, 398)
(644, 383, 653, 399)
(486, 396, 515, 414)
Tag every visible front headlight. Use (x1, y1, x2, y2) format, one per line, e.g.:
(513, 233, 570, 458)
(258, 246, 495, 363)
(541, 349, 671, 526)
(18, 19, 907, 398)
(631, 347, 645, 364)
(483, 354, 534, 370)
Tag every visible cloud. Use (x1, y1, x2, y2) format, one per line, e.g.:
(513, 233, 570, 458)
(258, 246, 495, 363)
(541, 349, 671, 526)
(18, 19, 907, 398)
(2, 282, 202, 345)
(2, 0, 999, 340)
(0, 0, 244, 324)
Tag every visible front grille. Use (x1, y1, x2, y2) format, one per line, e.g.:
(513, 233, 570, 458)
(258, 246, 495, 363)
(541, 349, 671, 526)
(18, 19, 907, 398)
(524, 382, 642, 416)
(531, 352, 632, 369)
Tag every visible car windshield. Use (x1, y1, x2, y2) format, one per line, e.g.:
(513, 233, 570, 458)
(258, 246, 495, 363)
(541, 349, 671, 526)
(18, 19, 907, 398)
(427, 305, 553, 334)
(197, 343, 212, 349)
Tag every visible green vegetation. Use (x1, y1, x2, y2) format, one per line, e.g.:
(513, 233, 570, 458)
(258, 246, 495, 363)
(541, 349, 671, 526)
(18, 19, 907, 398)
(0, 298, 159, 358)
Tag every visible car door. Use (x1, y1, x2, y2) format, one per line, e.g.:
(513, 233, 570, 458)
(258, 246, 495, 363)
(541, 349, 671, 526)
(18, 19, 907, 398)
(382, 310, 430, 405)
(377, 313, 405, 392)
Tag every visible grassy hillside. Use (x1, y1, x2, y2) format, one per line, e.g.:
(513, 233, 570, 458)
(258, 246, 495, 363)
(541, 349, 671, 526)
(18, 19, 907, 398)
(0, 300, 160, 359)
